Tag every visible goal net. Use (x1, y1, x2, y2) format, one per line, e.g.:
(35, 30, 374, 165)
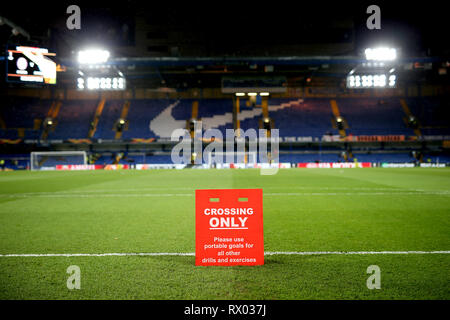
(30, 151, 87, 171)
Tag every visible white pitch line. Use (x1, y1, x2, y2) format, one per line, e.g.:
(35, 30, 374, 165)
(0, 251, 449, 258)
(264, 251, 450, 255)
(0, 252, 195, 257)
(266, 192, 450, 196)
(0, 193, 194, 198)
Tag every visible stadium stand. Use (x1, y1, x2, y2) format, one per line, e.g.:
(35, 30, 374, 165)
(405, 97, 450, 136)
(47, 100, 97, 140)
(0, 97, 52, 139)
(336, 98, 414, 136)
(1, 96, 449, 168)
(422, 154, 450, 163)
(267, 98, 339, 138)
(279, 152, 419, 164)
(3, 97, 448, 141)
(198, 99, 233, 134)
(36, 155, 86, 168)
(0, 129, 19, 139)
(279, 153, 341, 163)
(94, 100, 123, 140)
(122, 99, 178, 139)
(0, 97, 47, 128)
(351, 153, 414, 163)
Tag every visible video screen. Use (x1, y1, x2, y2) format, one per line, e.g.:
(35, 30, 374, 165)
(6, 46, 56, 84)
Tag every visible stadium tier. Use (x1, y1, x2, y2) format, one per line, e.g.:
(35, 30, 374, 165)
(94, 100, 125, 140)
(0, 129, 18, 139)
(47, 100, 97, 140)
(199, 99, 234, 135)
(121, 99, 178, 139)
(0, 97, 52, 140)
(0, 97, 49, 128)
(336, 98, 414, 136)
(405, 96, 450, 136)
(1, 96, 449, 170)
(267, 98, 340, 138)
(3, 97, 448, 141)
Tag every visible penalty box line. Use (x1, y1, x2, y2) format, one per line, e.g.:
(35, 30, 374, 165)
(0, 251, 449, 258)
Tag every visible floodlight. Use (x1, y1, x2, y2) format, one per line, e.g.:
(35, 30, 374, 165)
(118, 78, 125, 89)
(247, 93, 257, 96)
(235, 92, 246, 97)
(347, 73, 394, 88)
(260, 92, 270, 96)
(87, 77, 99, 90)
(79, 76, 125, 90)
(116, 119, 126, 132)
(77, 77, 84, 89)
(364, 47, 397, 61)
(389, 75, 396, 87)
(78, 49, 110, 64)
(336, 117, 344, 130)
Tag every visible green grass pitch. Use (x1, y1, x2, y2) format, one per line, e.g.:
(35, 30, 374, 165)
(0, 168, 449, 299)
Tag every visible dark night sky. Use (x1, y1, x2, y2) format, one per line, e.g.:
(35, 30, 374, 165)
(1, 0, 449, 57)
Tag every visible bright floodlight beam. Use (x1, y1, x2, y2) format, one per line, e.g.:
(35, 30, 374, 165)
(364, 47, 397, 61)
(78, 49, 110, 64)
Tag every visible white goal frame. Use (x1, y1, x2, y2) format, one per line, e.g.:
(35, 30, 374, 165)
(30, 151, 87, 171)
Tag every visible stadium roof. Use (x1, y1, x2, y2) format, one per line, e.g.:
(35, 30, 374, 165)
(1, 1, 449, 89)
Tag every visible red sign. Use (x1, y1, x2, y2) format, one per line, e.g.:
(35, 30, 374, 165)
(195, 189, 264, 266)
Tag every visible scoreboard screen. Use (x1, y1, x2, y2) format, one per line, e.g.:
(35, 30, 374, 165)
(6, 46, 57, 84)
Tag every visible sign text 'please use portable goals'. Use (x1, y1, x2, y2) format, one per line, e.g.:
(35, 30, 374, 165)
(195, 189, 264, 266)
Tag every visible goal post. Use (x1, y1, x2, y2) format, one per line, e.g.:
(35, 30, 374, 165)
(30, 151, 87, 171)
